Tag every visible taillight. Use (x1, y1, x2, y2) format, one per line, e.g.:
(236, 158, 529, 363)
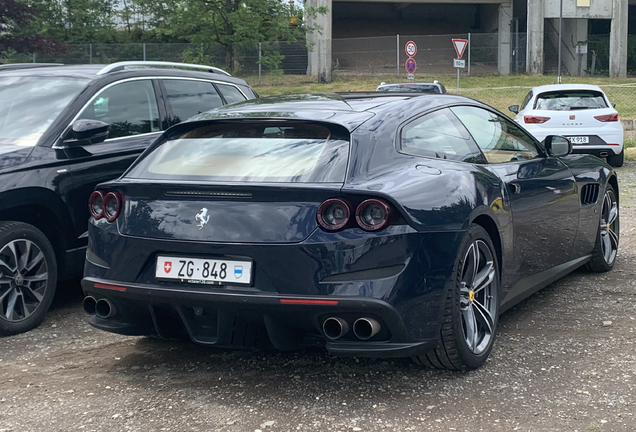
(88, 191, 104, 220)
(356, 199, 391, 231)
(594, 113, 619, 122)
(317, 198, 351, 230)
(524, 115, 550, 124)
(89, 190, 123, 222)
(103, 192, 123, 222)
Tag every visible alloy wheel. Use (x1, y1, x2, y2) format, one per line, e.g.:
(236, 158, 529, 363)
(459, 240, 497, 355)
(600, 189, 619, 265)
(0, 239, 49, 322)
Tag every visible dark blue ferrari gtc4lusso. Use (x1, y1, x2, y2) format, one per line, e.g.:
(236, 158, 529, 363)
(82, 92, 619, 370)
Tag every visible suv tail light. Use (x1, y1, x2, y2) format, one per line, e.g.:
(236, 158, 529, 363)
(317, 197, 395, 232)
(594, 113, 619, 122)
(524, 115, 550, 124)
(356, 199, 391, 231)
(89, 190, 123, 222)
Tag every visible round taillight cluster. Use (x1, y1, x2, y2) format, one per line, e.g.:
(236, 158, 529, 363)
(89, 191, 123, 222)
(356, 199, 391, 231)
(317, 197, 392, 232)
(317, 199, 350, 230)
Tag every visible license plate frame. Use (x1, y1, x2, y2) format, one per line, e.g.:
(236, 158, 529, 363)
(568, 136, 589, 144)
(155, 256, 253, 285)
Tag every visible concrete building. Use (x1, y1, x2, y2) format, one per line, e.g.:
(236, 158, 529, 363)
(305, 0, 631, 81)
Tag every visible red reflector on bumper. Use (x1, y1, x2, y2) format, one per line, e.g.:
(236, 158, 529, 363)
(94, 282, 127, 292)
(279, 299, 339, 305)
(608, 143, 620, 146)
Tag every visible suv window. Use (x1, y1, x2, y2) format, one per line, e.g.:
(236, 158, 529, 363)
(216, 83, 247, 105)
(163, 79, 223, 124)
(451, 106, 540, 164)
(400, 108, 484, 163)
(78, 80, 160, 139)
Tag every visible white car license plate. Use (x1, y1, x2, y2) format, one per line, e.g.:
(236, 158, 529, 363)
(568, 136, 589, 144)
(155, 256, 252, 285)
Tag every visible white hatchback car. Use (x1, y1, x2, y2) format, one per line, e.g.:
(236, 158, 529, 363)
(510, 84, 624, 167)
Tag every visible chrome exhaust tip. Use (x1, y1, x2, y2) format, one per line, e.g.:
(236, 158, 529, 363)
(322, 317, 349, 340)
(353, 318, 381, 340)
(82, 296, 97, 315)
(95, 298, 116, 319)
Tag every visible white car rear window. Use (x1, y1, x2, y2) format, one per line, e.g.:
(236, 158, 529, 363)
(534, 90, 608, 111)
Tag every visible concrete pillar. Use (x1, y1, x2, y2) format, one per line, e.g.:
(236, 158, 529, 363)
(610, 0, 628, 78)
(526, 0, 544, 74)
(305, 0, 332, 82)
(498, 1, 513, 74)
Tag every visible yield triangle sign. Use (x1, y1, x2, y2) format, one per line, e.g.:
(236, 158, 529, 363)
(452, 39, 468, 59)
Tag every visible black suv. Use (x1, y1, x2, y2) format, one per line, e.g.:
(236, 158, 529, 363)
(0, 61, 257, 335)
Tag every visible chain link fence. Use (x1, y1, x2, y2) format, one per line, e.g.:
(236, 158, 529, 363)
(7, 41, 309, 76)
(332, 33, 511, 76)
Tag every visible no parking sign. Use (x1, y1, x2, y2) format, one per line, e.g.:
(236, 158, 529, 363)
(405, 58, 417, 74)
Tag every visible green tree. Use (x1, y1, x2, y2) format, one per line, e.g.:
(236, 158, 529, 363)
(25, 0, 120, 44)
(135, 0, 319, 72)
(0, 0, 67, 59)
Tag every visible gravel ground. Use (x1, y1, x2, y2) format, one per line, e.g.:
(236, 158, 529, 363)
(2, 164, 636, 432)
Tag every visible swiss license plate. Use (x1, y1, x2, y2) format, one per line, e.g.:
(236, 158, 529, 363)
(155, 256, 252, 285)
(568, 136, 589, 144)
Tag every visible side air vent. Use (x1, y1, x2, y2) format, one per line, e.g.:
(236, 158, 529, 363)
(580, 184, 600, 206)
(164, 190, 252, 199)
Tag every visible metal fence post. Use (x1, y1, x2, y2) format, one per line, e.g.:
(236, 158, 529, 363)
(259, 42, 262, 84)
(143, 43, 146, 61)
(32, 53, 36, 63)
(89, 44, 92, 64)
(396, 34, 400, 76)
(467, 33, 471, 76)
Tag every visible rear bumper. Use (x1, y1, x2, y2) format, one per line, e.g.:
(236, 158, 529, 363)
(522, 124, 624, 155)
(82, 277, 437, 357)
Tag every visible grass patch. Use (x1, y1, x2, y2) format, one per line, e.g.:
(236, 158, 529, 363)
(249, 74, 636, 118)
(625, 147, 636, 162)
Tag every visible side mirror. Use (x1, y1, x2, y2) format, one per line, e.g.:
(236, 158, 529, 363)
(543, 135, 571, 158)
(63, 119, 109, 146)
(508, 105, 519, 114)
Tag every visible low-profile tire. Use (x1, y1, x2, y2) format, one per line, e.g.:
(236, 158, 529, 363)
(585, 184, 619, 273)
(606, 149, 624, 168)
(0, 222, 58, 336)
(414, 224, 500, 370)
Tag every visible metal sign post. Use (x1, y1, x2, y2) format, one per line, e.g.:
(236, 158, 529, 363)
(452, 39, 468, 95)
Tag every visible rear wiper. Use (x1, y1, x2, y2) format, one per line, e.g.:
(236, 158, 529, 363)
(570, 106, 591, 110)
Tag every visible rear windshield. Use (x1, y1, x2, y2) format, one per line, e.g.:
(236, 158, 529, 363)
(534, 90, 608, 111)
(126, 122, 350, 183)
(378, 84, 441, 93)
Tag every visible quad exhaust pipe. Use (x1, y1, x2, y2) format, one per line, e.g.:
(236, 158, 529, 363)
(322, 317, 349, 340)
(83, 296, 97, 315)
(95, 298, 116, 319)
(353, 318, 381, 340)
(323, 317, 382, 341)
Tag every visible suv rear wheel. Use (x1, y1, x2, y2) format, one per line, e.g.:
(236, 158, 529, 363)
(0, 222, 58, 335)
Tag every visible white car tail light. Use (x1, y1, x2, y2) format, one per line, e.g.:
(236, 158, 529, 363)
(524, 115, 550, 124)
(594, 113, 619, 122)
